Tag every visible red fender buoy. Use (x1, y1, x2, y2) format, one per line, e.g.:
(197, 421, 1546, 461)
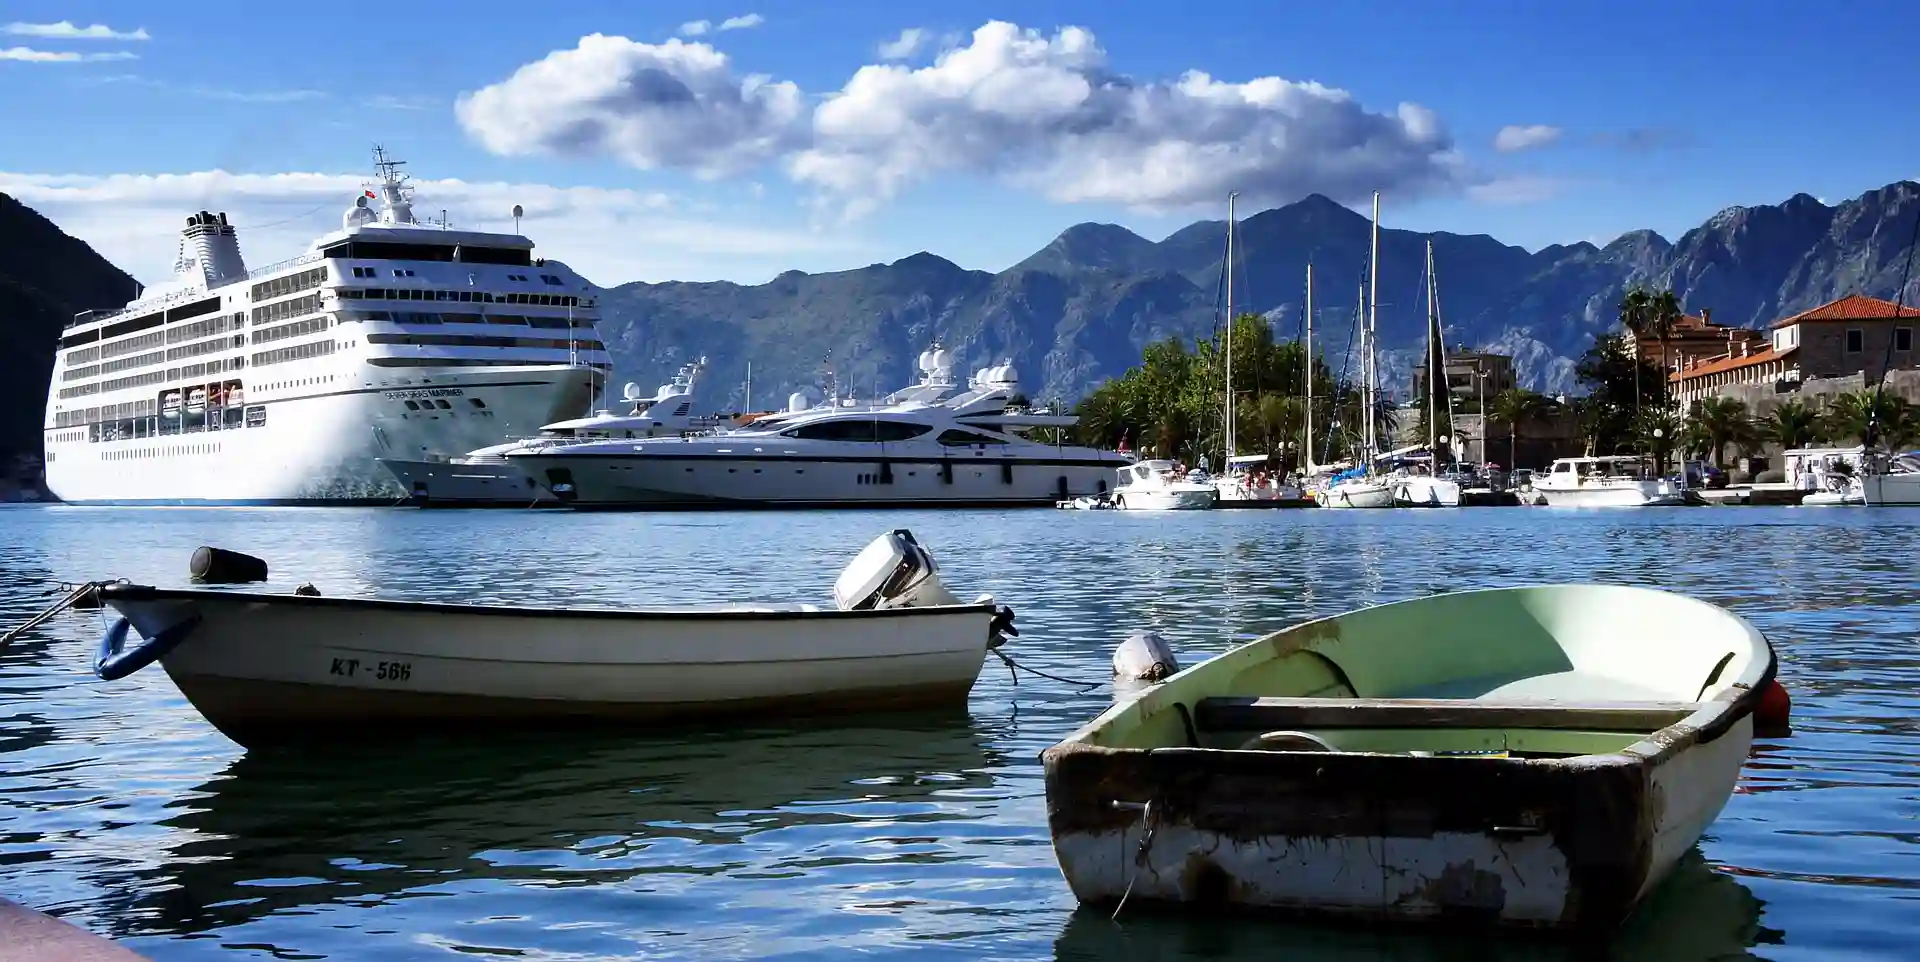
(1754, 678, 1792, 738)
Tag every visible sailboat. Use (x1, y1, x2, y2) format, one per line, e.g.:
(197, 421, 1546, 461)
(1211, 192, 1303, 506)
(1389, 239, 1463, 507)
(1317, 191, 1397, 509)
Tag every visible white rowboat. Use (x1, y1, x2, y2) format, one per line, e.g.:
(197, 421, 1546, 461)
(1041, 584, 1789, 934)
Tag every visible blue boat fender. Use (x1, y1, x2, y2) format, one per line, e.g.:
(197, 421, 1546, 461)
(94, 613, 202, 681)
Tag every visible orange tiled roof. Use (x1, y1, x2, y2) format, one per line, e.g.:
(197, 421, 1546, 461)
(1769, 294, 1920, 329)
(1670, 345, 1796, 383)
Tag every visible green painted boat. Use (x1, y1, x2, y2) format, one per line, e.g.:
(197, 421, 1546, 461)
(1041, 584, 1787, 934)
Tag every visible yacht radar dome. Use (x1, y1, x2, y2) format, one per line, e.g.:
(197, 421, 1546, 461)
(622, 382, 642, 402)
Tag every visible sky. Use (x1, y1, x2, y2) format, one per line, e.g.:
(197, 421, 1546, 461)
(3, 0, 1917, 289)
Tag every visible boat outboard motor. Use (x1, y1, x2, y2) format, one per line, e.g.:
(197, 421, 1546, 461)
(1112, 630, 1180, 681)
(833, 529, 963, 611)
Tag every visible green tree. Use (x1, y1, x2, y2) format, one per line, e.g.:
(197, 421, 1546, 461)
(1573, 333, 1664, 454)
(1765, 399, 1822, 450)
(1488, 388, 1552, 470)
(1686, 397, 1754, 467)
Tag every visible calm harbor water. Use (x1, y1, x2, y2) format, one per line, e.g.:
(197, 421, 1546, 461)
(0, 504, 1915, 960)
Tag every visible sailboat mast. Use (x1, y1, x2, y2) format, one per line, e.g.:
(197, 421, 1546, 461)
(1426, 239, 1437, 459)
(1224, 191, 1237, 469)
(1366, 190, 1381, 469)
(1304, 263, 1314, 472)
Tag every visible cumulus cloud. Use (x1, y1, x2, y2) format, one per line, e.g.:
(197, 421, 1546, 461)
(1, 46, 137, 62)
(4, 21, 148, 40)
(458, 21, 1464, 217)
(1493, 124, 1561, 152)
(793, 21, 1462, 215)
(454, 34, 806, 178)
(719, 14, 764, 30)
(0, 169, 865, 286)
(877, 28, 926, 60)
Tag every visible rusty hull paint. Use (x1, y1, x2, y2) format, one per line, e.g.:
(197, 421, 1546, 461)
(1041, 686, 1765, 934)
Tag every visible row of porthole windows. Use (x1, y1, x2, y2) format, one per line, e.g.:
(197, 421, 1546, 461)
(260, 375, 338, 392)
(104, 442, 224, 460)
(401, 398, 489, 412)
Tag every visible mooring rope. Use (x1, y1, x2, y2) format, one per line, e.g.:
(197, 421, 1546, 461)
(1111, 798, 1161, 921)
(0, 580, 121, 653)
(990, 648, 1102, 691)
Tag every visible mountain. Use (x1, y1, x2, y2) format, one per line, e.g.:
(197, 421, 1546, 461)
(596, 179, 1920, 411)
(0, 195, 139, 487)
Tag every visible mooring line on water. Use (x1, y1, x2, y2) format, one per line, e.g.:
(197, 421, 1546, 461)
(0, 580, 122, 653)
(990, 648, 1102, 691)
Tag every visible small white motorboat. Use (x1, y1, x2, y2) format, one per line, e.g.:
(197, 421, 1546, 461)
(1112, 460, 1216, 510)
(84, 530, 1018, 747)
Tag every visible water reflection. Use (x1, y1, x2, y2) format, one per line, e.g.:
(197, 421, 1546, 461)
(115, 721, 999, 940)
(1052, 852, 1781, 962)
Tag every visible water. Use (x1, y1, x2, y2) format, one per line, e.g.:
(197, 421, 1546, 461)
(0, 504, 1914, 960)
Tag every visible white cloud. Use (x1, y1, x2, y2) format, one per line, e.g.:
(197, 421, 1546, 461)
(454, 34, 806, 178)
(0, 169, 869, 286)
(0, 46, 137, 62)
(4, 21, 149, 40)
(877, 28, 926, 61)
(85, 74, 323, 102)
(719, 14, 764, 31)
(1493, 124, 1561, 153)
(679, 20, 710, 36)
(365, 93, 436, 111)
(792, 21, 1463, 216)
(1467, 175, 1562, 205)
(457, 21, 1464, 218)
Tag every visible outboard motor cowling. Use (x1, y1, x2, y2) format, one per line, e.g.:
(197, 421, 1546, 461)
(833, 529, 963, 610)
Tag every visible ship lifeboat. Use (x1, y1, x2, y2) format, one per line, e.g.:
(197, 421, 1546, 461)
(160, 391, 182, 418)
(186, 388, 207, 413)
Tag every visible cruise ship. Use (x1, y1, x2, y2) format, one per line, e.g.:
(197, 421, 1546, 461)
(41, 148, 612, 505)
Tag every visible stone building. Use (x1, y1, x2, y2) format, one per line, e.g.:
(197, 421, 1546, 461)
(1411, 347, 1515, 413)
(1671, 294, 1920, 406)
(1627, 308, 1766, 372)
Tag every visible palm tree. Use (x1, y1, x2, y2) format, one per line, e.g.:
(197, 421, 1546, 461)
(1488, 388, 1549, 470)
(1765, 399, 1822, 450)
(1616, 288, 1652, 416)
(1687, 397, 1752, 467)
(1635, 408, 1682, 475)
(1645, 290, 1684, 403)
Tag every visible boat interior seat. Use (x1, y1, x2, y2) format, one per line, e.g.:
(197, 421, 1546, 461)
(1400, 669, 1677, 704)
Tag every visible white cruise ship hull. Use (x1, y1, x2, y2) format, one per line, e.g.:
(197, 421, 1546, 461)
(1537, 481, 1683, 508)
(512, 452, 1124, 509)
(46, 366, 592, 506)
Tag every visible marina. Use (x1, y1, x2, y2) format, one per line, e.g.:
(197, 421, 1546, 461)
(0, 504, 1912, 959)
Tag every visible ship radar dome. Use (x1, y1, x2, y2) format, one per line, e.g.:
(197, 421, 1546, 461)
(622, 381, 642, 402)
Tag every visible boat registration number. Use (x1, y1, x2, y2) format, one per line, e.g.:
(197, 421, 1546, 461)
(329, 657, 413, 682)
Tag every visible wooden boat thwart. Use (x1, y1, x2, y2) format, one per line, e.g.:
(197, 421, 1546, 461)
(88, 530, 1017, 747)
(1041, 584, 1785, 934)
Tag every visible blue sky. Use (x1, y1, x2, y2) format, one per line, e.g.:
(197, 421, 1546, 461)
(3, 0, 1916, 287)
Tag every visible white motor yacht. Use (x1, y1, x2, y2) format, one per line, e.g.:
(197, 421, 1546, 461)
(1388, 472, 1462, 507)
(1213, 455, 1306, 506)
(1534, 455, 1684, 507)
(512, 361, 1131, 508)
(1111, 459, 1217, 510)
(379, 358, 712, 506)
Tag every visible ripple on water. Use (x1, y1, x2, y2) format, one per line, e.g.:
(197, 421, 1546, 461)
(0, 505, 1916, 959)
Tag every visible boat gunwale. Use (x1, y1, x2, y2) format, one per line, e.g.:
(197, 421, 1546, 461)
(98, 584, 1000, 623)
(1043, 583, 1778, 767)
